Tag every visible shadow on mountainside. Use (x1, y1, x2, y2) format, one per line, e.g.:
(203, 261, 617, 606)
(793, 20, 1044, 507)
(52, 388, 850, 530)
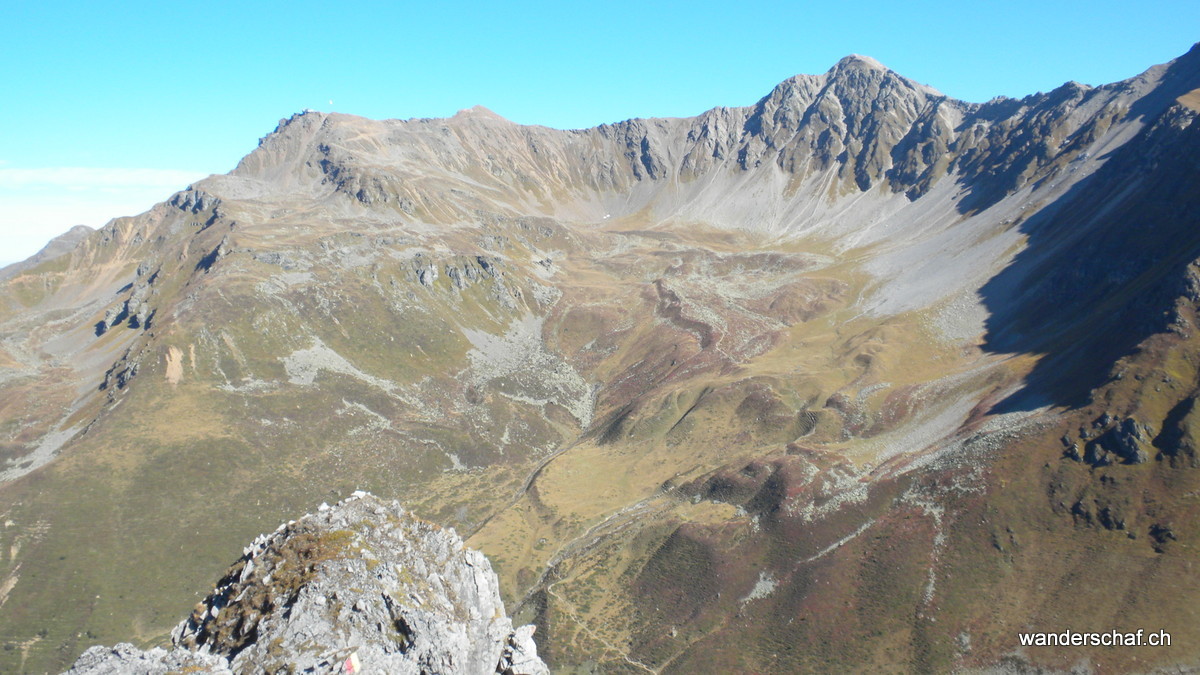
(976, 97, 1200, 413)
(953, 43, 1200, 219)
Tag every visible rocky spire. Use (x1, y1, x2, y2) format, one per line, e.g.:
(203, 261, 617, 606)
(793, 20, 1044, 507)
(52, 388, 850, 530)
(65, 493, 548, 675)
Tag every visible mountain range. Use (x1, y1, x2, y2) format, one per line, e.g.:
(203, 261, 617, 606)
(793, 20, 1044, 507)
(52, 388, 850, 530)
(1, 44, 1199, 672)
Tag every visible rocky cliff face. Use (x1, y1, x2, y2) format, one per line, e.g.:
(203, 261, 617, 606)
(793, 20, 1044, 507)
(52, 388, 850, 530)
(65, 493, 547, 674)
(1, 45, 1200, 673)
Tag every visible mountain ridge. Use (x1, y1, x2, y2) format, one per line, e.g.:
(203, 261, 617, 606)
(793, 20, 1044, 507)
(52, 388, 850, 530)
(0, 46, 1198, 672)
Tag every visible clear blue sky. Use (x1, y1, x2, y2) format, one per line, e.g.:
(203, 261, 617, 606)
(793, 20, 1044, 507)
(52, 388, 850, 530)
(1, 0, 1197, 264)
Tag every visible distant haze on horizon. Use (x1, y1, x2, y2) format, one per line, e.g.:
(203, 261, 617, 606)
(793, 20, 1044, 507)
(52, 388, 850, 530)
(1, 0, 1196, 266)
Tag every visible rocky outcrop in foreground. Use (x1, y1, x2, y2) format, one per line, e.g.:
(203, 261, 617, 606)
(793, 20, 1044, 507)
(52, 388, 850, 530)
(66, 492, 547, 674)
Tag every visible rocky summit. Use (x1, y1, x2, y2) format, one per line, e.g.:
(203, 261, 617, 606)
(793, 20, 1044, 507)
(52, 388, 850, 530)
(2, 45, 1200, 673)
(64, 492, 547, 674)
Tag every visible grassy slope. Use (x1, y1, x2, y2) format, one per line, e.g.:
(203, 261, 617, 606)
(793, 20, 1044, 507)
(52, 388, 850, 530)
(0, 209, 1006, 672)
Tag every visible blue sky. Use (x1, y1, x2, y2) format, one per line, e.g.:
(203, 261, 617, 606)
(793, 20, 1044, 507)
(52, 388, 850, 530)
(1, 0, 1197, 265)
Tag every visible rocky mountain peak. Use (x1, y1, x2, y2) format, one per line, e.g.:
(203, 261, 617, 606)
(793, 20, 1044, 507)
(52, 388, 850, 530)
(0, 224, 95, 282)
(823, 53, 940, 102)
(453, 105, 509, 122)
(831, 53, 888, 72)
(65, 493, 548, 675)
(751, 54, 942, 130)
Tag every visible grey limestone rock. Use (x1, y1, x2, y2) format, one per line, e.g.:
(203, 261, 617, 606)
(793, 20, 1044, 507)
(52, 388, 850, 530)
(66, 643, 231, 675)
(169, 188, 220, 215)
(1103, 418, 1154, 464)
(1083, 417, 1155, 465)
(65, 492, 548, 675)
